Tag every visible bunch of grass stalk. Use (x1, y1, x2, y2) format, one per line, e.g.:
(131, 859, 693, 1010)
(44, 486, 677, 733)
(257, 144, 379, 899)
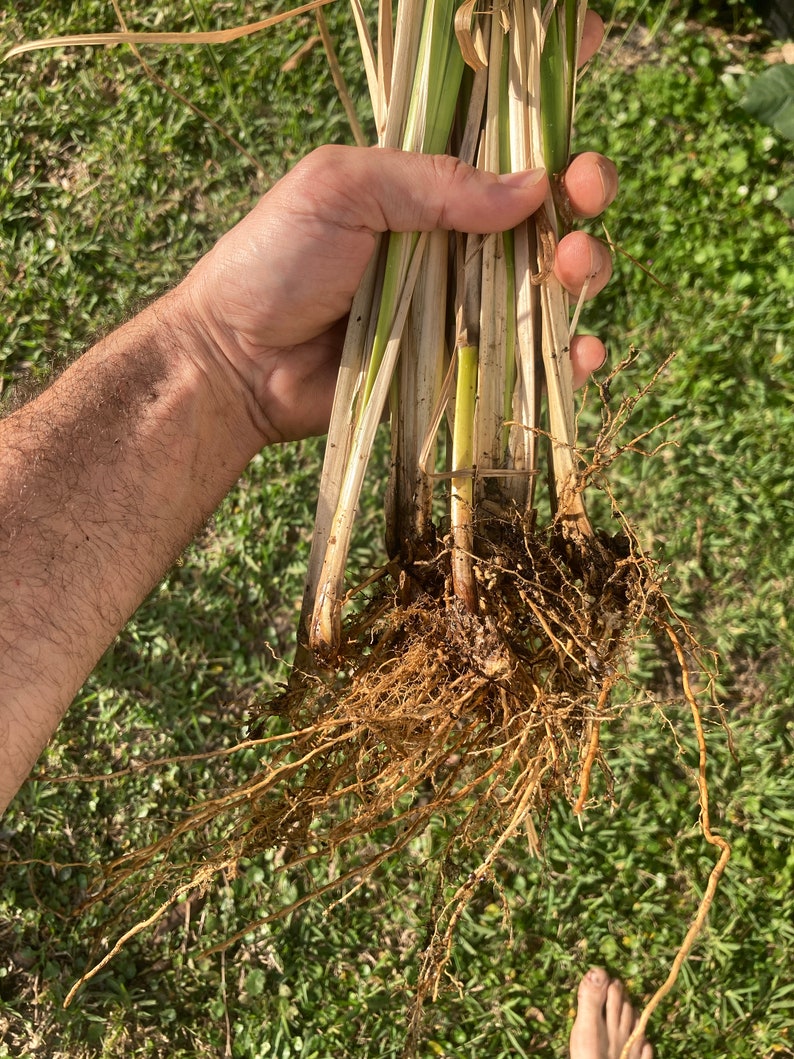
(31, 0, 729, 1048)
(307, 0, 588, 656)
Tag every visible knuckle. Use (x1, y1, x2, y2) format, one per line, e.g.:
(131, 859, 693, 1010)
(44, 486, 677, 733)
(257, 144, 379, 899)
(428, 155, 476, 228)
(290, 144, 347, 194)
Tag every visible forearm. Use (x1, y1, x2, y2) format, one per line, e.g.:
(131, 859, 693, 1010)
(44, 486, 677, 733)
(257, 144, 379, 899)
(0, 290, 267, 811)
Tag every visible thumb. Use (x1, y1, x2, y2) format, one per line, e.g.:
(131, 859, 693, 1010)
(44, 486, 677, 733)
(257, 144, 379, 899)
(287, 145, 550, 237)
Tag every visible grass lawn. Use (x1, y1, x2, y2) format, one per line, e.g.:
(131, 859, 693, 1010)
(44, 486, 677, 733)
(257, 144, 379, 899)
(1, 1, 793, 1056)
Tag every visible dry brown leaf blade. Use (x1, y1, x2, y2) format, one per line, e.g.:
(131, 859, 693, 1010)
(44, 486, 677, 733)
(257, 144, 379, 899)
(2, 0, 339, 62)
(454, 0, 489, 71)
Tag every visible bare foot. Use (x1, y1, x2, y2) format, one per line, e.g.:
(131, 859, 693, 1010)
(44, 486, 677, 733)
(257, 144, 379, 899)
(569, 967, 653, 1059)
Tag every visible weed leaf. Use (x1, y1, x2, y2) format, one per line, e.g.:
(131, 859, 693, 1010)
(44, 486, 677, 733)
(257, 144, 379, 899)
(740, 64, 794, 142)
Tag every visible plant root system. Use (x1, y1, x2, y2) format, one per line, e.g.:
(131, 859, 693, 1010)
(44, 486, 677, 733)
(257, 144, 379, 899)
(64, 511, 730, 1059)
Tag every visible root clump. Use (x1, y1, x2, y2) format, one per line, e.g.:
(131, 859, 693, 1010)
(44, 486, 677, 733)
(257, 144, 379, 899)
(217, 516, 684, 1048)
(244, 518, 648, 894)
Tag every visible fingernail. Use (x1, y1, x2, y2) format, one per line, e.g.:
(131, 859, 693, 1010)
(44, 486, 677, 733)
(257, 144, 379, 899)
(587, 239, 610, 280)
(498, 167, 547, 189)
(596, 158, 618, 206)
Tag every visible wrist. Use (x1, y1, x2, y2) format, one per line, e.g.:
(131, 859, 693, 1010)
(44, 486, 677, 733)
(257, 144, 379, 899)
(148, 281, 273, 454)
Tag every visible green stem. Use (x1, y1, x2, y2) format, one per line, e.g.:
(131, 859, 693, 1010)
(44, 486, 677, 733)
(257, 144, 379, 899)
(499, 35, 517, 458)
(540, 0, 573, 177)
(362, 232, 418, 406)
(364, 0, 465, 410)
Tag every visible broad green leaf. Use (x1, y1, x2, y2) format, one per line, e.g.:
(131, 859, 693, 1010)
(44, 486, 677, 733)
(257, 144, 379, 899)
(740, 65, 794, 142)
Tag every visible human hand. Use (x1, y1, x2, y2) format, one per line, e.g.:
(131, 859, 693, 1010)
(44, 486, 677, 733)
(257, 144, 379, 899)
(179, 144, 616, 445)
(177, 14, 616, 445)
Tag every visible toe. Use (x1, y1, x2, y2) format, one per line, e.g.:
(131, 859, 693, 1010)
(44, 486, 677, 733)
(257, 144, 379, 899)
(577, 967, 611, 1012)
(570, 968, 611, 1059)
(605, 979, 624, 1043)
(619, 995, 636, 1039)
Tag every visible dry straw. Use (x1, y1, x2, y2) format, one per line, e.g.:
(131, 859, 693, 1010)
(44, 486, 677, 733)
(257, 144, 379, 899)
(6, 2, 730, 1054)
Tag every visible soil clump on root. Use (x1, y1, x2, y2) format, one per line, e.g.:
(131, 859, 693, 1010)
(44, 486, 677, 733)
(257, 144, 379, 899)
(212, 521, 650, 1004)
(253, 518, 648, 843)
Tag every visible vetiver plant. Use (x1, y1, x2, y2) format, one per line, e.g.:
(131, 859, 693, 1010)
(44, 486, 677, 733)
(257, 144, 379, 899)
(5, 2, 731, 1051)
(250, 6, 730, 1040)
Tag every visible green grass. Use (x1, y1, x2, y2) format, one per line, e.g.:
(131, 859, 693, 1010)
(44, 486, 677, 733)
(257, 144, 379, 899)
(1, 1, 793, 1057)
